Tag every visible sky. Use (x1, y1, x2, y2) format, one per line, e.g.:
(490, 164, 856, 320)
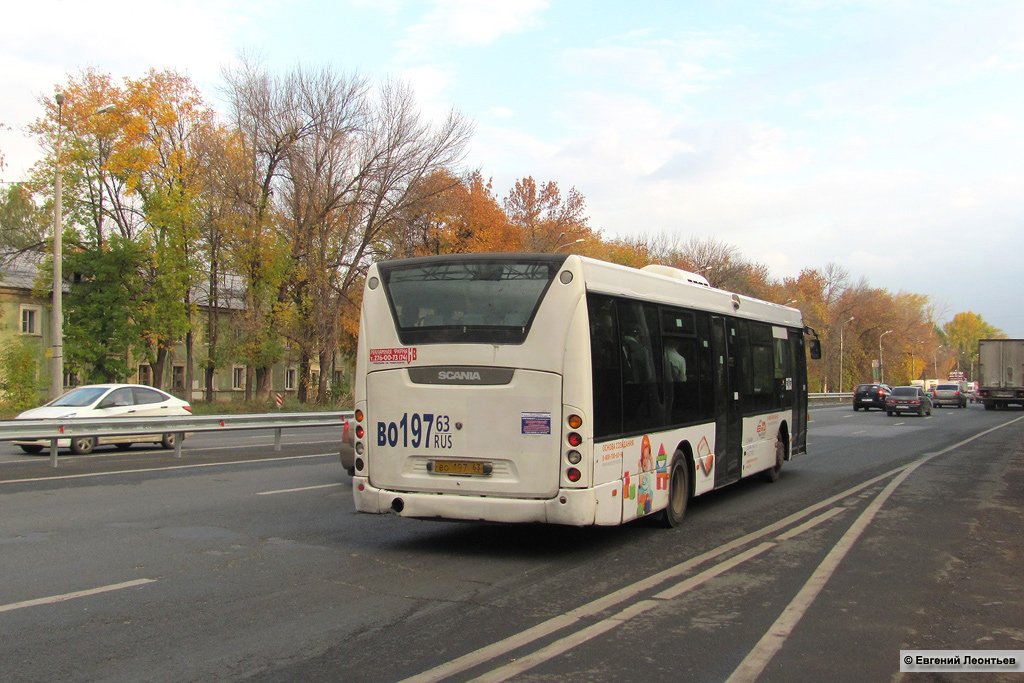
(2, 0, 1022, 336)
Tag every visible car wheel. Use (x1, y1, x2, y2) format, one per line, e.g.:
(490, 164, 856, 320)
(160, 433, 179, 449)
(19, 445, 44, 455)
(656, 453, 689, 528)
(853, 405, 859, 411)
(887, 411, 893, 416)
(70, 437, 95, 455)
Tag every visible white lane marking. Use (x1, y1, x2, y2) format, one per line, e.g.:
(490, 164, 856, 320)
(257, 483, 344, 496)
(470, 544, 777, 683)
(0, 579, 156, 614)
(774, 507, 844, 542)
(724, 412, 1024, 683)
(398, 473, 898, 683)
(400, 414, 1024, 683)
(0, 453, 335, 485)
(724, 463, 921, 683)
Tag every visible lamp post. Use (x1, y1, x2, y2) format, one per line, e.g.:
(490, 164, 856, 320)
(933, 344, 945, 378)
(839, 316, 854, 393)
(50, 96, 115, 399)
(51, 93, 66, 400)
(555, 238, 584, 252)
(909, 341, 923, 382)
(879, 330, 893, 384)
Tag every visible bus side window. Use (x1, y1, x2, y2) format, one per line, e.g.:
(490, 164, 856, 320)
(620, 301, 666, 432)
(588, 294, 622, 438)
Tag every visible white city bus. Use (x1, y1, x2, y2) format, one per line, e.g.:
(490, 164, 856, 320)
(351, 253, 820, 527)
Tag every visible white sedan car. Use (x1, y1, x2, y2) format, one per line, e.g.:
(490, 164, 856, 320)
(13, 384, 192, 455)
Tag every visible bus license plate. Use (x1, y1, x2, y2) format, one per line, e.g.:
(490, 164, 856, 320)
(433, 460, 485, 475)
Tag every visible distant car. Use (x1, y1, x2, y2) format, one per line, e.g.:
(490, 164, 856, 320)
(886, 386, 933, 417)
(13, 384, 192, 455)
(932, 383, 968, 408)
(853, 383, 892, 411)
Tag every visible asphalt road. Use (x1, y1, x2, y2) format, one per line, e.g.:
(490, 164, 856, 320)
(1, 405, 1022, 683)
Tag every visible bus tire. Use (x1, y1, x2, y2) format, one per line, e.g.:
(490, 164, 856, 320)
(657, 453, 689, 528)
(763, 435, 785, 483)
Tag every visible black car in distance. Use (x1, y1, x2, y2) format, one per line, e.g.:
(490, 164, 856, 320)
(853, 383, 891, 411)
(886, 385, 933, 417)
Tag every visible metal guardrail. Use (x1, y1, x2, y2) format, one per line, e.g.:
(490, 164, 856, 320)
(809, 393, 853, 403)
(0, 411, 353, 469)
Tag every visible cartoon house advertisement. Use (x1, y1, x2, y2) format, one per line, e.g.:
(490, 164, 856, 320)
(625, 435, 658, 518)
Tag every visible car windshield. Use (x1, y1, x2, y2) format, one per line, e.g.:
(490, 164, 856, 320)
(891, 387, 917, 396)
(47, 386, 109, 407)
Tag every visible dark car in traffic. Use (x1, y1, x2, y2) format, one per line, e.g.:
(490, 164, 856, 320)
(932, 383, 968, 408)
(886, 385, 933, 417)
(853, 383, 892, 411)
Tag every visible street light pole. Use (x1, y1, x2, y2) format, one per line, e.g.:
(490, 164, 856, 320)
(879, 330, 893, 384)
(51, 93, 65, 400)
(839, 316, 854, 393)
(933, 344, 945, 378)
(50, 97, 116, 400)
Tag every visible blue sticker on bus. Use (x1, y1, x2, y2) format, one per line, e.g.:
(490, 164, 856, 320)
(521, 412, 551, 435)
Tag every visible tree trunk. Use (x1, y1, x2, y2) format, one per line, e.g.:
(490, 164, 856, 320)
(298, 353, 310, 404)
(255, 366, 272, 401)
(317, 348, 331, 404)
(151, 346, 168, 390)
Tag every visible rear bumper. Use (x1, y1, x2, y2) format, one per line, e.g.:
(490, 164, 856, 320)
(854, 399, 886, 408)
(352, 477, 612, 526)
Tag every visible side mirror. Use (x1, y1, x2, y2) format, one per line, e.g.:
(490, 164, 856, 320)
(808, 338, 822, 360)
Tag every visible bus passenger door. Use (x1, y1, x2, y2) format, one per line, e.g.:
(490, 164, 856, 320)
(712, 316, 742, 487)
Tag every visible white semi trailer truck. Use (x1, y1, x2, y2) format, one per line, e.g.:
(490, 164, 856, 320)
(977, 338, 1024, 410)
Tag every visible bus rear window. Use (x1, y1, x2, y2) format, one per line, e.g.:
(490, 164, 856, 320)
(378, 256, 566, 345)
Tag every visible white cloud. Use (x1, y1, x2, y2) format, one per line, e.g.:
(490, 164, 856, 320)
(395, 0, 547, 62)
(0, 0, 274, 180)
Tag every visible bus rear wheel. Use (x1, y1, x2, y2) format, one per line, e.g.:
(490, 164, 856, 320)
(657, 454, 689, 528)
(763, 435, 785, 483)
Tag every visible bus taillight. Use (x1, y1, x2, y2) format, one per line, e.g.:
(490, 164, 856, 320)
(566, 468, 582, 482)
(567, 414, 583, 429)
(356, 425, 365, 439)
(567, 432, 582, 447)
(567, 450, 582, 464)
(355, 409, 364, 423)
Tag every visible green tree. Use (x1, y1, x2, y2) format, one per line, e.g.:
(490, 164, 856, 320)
(63, 237, 144, 383)
(0, 339, 43, 410)
(0, 183, 48, 251)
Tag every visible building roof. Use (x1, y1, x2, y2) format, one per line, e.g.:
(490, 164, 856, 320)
(0, 250, 246, 310)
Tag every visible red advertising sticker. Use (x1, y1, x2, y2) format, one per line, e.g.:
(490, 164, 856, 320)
(369, 347, 418, 365)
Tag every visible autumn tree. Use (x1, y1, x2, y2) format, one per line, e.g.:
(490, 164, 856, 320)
(219, 56, 296, 400)
(222, 59, 473, 402)
(941, 312, 1004, 380)
(28, 69, 139, 249)
(503, 177, 594, 252)
(113, 70, 220, 391)
(387, 170, 513, 257)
